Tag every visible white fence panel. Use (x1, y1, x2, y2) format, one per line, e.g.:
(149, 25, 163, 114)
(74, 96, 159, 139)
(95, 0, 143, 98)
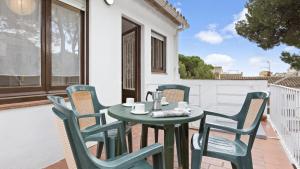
(269, 84, 300, 168)
(145, 80, 268, 128)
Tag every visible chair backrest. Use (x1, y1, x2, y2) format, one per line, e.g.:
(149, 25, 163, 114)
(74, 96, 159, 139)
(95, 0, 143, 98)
(49, 96, 78, 169)
(48, 95, 104, 169)
(157, 84, 190, 103)
(235, 92, 269, 149)
(66, 85, 105, 129)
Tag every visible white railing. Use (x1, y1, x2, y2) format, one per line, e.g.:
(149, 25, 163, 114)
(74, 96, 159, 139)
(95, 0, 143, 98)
(269, 84, 300, 168)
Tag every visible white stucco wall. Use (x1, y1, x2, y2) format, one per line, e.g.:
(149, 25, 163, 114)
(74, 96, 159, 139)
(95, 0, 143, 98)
(0, 1, 180, 168)
(0, 105, 63, 169)
(146, 80, 268, 127)
(89, 0, 179, 105)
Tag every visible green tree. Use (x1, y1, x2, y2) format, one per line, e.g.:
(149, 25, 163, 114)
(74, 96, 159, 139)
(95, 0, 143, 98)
(281, 52, 300, 71)
(178, 54, 214, 79)
(179, 61, 188, 79)
(235, 0, 300, 70)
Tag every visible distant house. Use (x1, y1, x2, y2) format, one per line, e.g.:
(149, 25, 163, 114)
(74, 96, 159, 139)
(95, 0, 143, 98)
(259, 70, 272, 77)
(287, 68, 300, 77)
(220, 72, 243, 79)
(212, 66, 244, 79)
(212, 66, 223, 79)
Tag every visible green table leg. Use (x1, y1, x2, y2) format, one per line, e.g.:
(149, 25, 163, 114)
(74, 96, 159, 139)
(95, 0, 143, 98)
(180, 123, 189, 169)
(140, 124, 148, 148)
(164, 124, 175, 169)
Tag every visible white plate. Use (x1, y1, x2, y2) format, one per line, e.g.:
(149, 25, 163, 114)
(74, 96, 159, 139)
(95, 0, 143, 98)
(174, 107, 191, 111)
(122, 103, 134, 107)
(161, 102, 169, 106)
(130, 110, 149, 115)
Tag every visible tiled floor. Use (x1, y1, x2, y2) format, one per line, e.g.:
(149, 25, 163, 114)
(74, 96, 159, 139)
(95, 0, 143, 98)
(45, 121, 294, 169)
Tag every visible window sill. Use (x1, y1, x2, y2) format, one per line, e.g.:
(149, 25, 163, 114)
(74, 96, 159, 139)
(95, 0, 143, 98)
(0, 97, 70, 111)
(0, 100, 51, 111)
(0, 90, 67, 110)
(151, 71, 168, 75)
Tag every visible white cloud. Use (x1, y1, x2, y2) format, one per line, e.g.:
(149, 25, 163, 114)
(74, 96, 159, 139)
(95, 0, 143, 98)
(284, 46, 298, 52)
(249, 57, 270, 68)
(195, 8, 248, 44)
(205, 54, 235, 70)
(223, 8, 248, 35)
(195, 30, 223, 44)
(195, 25, 224, 44)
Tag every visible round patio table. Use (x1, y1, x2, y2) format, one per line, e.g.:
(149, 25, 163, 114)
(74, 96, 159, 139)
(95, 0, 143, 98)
(108, 102, 204, 169)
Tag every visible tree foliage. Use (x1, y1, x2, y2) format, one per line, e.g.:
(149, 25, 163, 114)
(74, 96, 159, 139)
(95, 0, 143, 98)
(179, 54, 214, 79)
(235, 0, 300, 70)
(236, 0, 300, 49)
(280, 52, 300, 71)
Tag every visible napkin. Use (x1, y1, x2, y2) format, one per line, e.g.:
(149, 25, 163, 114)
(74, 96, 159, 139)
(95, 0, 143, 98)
(151, 108, 191, 118)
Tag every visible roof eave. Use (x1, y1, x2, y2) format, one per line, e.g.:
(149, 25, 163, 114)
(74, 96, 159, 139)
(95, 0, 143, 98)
(144, 0, 190, 30)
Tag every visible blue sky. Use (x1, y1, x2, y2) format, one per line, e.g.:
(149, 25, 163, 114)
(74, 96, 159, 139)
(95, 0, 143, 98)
(169, 0, 298, 76)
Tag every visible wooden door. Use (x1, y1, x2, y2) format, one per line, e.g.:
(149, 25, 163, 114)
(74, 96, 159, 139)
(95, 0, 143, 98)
(122, 26, 140, 103)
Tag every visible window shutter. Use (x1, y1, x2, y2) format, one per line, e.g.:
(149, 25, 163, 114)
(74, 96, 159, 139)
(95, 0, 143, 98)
(151, 31, 166, 73)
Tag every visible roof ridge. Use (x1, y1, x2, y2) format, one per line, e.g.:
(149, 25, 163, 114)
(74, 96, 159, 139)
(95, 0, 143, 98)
(145, 0, 189, 29)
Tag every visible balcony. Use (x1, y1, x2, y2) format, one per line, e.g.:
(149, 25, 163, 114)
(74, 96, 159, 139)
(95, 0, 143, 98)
(0, 78, 299, 169)
(46, 122, 294, 169)
(39, 81, 298, 169)
(0, 1, 299, 168)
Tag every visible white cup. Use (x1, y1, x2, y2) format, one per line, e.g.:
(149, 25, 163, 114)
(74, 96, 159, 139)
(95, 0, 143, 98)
(126, 98, 134, 106)
(132, 103, 145, 113)
(178, 101, 188, 109)
(161, 96, 167, 103)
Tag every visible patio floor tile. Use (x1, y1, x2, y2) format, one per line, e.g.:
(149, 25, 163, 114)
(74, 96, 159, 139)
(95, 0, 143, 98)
(45, 121, 294, 169)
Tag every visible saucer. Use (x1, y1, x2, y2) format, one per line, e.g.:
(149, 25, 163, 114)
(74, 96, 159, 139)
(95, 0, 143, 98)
(130, 110, 149, 115)
(174, 107, 191, 111)
(122, 103, 134, 107)
(161, 102, 169, 106)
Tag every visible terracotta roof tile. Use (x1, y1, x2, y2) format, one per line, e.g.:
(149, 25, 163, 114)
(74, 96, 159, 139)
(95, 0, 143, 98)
(272, 77, 300, 89)
(144, 0, 189, 29)
(219, 76, 300, 89)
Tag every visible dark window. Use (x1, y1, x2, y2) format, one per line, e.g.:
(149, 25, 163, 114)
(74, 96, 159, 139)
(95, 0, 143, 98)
(151, 31, 166, 73)
(0, 0, 87, 104)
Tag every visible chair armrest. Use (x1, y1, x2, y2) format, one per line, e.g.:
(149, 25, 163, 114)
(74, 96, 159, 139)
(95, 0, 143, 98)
(205, 123, 252, 135)
(199, 110, 237, 134)
(77, 111, 107, 125)
(204, 110, 237, 120)
(95, 143, 164, 169)
(77, 113, 104, 119)
(81, 121, 124, 138)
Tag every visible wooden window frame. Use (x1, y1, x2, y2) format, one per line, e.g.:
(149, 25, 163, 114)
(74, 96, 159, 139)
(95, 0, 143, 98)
(0, 0, 89, 105)
(151, 30, 166, 73)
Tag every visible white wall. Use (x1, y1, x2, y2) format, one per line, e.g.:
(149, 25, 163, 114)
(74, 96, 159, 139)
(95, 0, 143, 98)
(146, 80, 268, 128)
(0, 105, 63, 169)
(89, 0, 179, 105)
(0, 0, 180, 168)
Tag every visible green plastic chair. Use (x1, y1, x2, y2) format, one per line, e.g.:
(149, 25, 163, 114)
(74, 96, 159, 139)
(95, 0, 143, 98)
(142, 84, 190, 167)
(48, 96, 165, 169)
(191, 92, 269, 169)
(66, 85, 133, 158)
